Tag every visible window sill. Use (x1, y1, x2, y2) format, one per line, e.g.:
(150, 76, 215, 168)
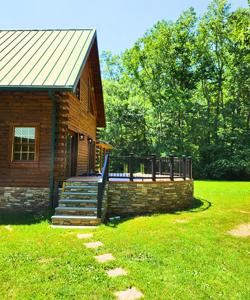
(9, 161, 39, 168)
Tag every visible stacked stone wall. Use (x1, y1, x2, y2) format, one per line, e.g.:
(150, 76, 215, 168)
(106, 180, 193, 217)
(0, 187, 50, 212)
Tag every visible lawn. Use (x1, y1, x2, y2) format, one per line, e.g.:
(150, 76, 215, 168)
(0, 181, 249, 300)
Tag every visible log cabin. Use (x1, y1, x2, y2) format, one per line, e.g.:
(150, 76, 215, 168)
(0, 29, 194, 226)
(0, 29, 108, 222)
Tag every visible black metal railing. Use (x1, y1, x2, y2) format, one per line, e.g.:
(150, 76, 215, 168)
(108, 153, 192, 181)
(97, 153, 110, 218)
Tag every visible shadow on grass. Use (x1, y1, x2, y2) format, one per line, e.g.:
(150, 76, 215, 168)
(0, 211, 51, 225)
(187, 197, 212, 213)
(106, 197, 212, 227)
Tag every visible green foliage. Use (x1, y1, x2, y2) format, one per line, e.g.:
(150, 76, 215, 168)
(100, 0, 250, 180)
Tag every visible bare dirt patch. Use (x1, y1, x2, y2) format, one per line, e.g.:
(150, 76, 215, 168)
(239, 210, 250, 215)
(5, 225, 13, 231)
(38, 258, 55, 264)
(228, 223, 250, 237)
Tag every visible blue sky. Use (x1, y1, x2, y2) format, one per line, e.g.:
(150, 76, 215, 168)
(1, 0, 248, 54)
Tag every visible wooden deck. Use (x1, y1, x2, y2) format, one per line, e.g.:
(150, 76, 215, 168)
(66, 175, 188, 182)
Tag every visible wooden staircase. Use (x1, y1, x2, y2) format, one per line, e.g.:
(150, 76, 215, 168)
(51, 181, 101, 226)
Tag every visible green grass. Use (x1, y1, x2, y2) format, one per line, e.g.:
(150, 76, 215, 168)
(0, 181, 249, 300)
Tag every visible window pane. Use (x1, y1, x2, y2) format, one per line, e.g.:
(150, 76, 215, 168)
(14, 143, 21, 152)
(28, 153, 35, 160)
(13, 127, 36, 161)
(21, 153, 28, 160)
(28, 128, 35, 138)
(22, 144, 28, 152)
(14, 153, 21, 160)
(14, 136, 22, 144)
(29, 144, 35, 152)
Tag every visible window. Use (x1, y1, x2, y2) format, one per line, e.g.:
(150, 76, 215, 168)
(12, 127, 37, 161)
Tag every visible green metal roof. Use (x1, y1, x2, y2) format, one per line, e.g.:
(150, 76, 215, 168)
(0, 29, 96, 91)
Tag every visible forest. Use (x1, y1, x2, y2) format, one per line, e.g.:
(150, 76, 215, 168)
(100, 0, 250, 180)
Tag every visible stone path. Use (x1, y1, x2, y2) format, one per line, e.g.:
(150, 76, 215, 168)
(77, 232, 144, 299)
(95, 253, 115, 263)
(77, 233, 93, 239)
(114, 287, 144, 300)
(106, 267, 127, 277)
(85, 241, 103, 249)
(174, 219, 188, 223)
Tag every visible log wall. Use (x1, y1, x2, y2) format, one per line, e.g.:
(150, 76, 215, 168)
(0, 91, 52, 187)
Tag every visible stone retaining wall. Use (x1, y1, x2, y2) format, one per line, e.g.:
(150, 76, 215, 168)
(106, 180, 193, 217)
(0, 187, 50, 212)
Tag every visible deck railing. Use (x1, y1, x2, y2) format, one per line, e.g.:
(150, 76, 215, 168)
(108, 154, 192, 181)
(97, 153, 110, 218)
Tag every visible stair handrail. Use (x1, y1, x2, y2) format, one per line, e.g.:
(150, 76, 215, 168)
(97, 153, 110, 218)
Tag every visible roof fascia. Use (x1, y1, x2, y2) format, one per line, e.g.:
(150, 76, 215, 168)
(72, 30, 97, 93)
(0, 86, 73, 92)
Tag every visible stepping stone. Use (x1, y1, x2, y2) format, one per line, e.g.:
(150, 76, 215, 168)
(77, 233, 93, 239)
(174, 219, 188, 223)
(106, 267, 127, 277)
(114, 287, 144, 300)
(95, 253, 115, 263)
(85, 241, 103, 248)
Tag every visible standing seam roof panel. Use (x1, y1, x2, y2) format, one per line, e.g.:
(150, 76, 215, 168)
(42, 30, 83, 86)
(8, 31, 54, 85)
(0, 31, 33, 63)
(53, 30, 91, 86)
(0, 29, 96, 89)
(31, 31, 75, 86)
(19, 31, 63, 86)
(1, 31, 47, 85)
(0, 31, 16, 46)
(65, 30, 95, 86)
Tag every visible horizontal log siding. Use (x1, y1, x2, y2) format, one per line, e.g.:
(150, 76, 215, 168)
(0, 92, 52, 187)
(67, 59, 97, 175)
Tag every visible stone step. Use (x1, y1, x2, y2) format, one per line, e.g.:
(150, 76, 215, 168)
(51, 215, 101, 226)
(62, 192, 97, 196)
(64, 185, 97, 191)
(59, 199, 97, 206)
(65, 181, 98, 186)
(55, 207, 97, 215)
(60, 192, 97, 200)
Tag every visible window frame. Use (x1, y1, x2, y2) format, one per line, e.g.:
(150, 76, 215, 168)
(9, 123, 40, 166)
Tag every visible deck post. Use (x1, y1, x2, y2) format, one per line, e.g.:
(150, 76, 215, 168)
(159, 158, 162, 175)
(129, 153, 134, 181)
(170, 154, 174, 181)
(151, 155, 156, 181)
(182, 155, 186, 180)
(188, 156, 192, 179)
